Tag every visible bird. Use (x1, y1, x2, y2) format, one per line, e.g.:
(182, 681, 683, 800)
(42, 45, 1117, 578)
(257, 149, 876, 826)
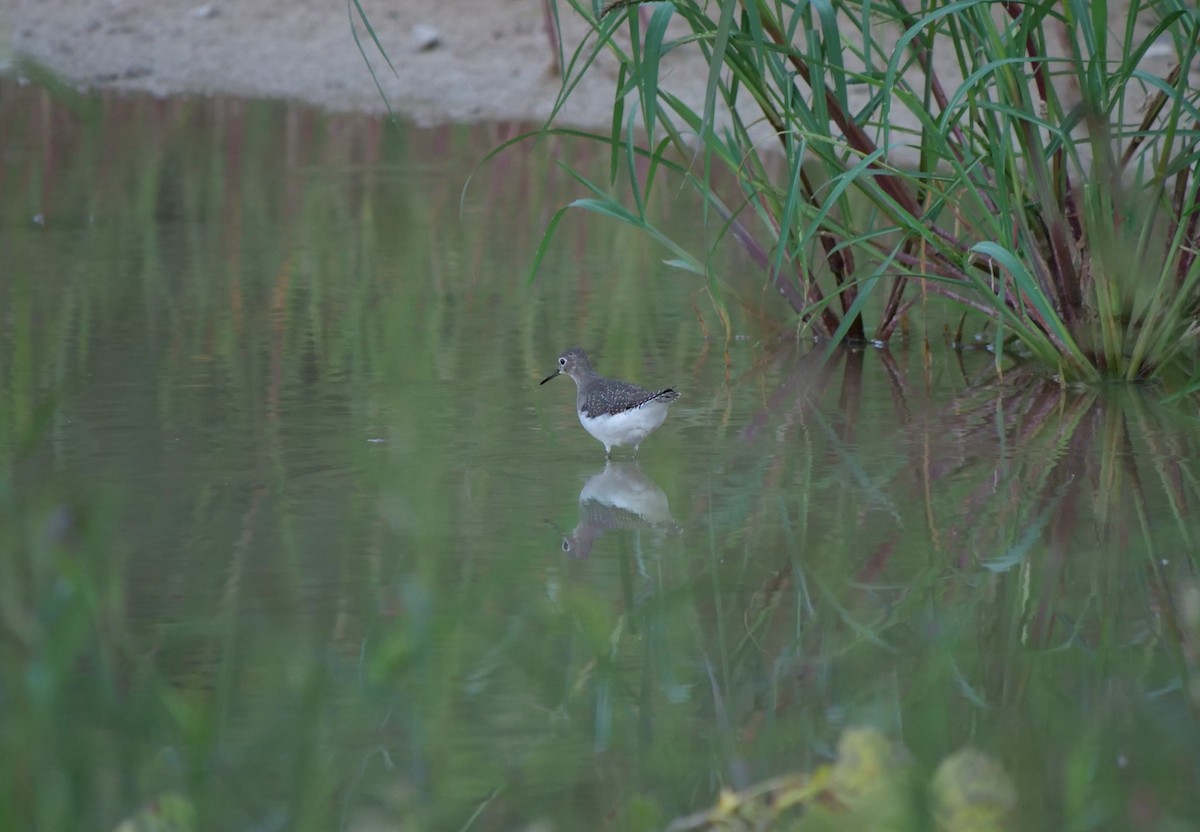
(540, 348, 679, 458)
(558, 461, 681, 558)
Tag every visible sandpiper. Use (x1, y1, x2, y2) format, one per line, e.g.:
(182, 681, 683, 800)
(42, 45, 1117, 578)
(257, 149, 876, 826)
(559, 461, 681, 558)
(540, 348, 679, 457)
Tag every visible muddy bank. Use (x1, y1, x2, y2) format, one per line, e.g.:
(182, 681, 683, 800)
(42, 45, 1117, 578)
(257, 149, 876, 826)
(7, 0, 1188, 140)
(7, 0, 702, 126)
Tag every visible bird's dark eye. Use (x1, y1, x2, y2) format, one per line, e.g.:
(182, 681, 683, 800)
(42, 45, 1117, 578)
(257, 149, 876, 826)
(559, 357, 567, 366)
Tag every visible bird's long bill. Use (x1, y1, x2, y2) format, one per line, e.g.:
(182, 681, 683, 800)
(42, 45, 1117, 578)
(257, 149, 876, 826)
(540, 369, 561, 385)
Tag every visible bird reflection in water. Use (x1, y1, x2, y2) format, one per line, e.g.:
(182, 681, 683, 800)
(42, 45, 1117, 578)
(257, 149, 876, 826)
(557, 461, 681, 559)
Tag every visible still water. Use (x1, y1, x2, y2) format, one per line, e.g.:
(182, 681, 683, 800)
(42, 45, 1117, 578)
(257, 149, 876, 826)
(2, 81, 1200, 831)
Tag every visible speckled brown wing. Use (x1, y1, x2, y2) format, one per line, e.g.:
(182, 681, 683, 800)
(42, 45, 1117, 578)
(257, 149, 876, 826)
(579, 378, 678, 418)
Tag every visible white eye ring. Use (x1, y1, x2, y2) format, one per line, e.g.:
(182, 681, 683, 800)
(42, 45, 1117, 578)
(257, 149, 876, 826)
(559, 357, 567, 366)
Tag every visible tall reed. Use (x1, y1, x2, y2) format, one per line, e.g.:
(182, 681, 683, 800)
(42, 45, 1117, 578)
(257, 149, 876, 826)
(537, 0, 1200, 382)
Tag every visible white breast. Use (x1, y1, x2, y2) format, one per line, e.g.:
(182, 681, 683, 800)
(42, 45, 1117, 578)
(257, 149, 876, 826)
(578, 400, 670, 450)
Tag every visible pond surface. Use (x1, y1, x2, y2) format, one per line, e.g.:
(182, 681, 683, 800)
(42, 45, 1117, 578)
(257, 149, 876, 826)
(3, 80, 1200, 831)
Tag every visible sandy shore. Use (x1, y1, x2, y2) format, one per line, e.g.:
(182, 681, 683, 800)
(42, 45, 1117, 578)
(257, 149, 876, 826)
(6, 0, 711, 127)
(6, 0, 1188, 137)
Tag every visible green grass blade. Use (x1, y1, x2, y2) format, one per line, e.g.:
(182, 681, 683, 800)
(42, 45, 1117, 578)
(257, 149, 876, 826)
(609, 62, 627, 185)
(527, 206, 574, 285)
(624, 106, 645, 220)
(347, 0, 401, 126)
(700, 0, 738, 143)
(639, 2, 675, 144)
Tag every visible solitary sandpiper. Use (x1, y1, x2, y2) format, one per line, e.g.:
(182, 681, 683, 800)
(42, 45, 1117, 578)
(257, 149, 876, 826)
(541, 348, 679, 457)
(558, 461, 682, 558)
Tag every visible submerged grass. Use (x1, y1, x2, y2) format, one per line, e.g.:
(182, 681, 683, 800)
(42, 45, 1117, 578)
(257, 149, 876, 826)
(536, 0, 1200, 382)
